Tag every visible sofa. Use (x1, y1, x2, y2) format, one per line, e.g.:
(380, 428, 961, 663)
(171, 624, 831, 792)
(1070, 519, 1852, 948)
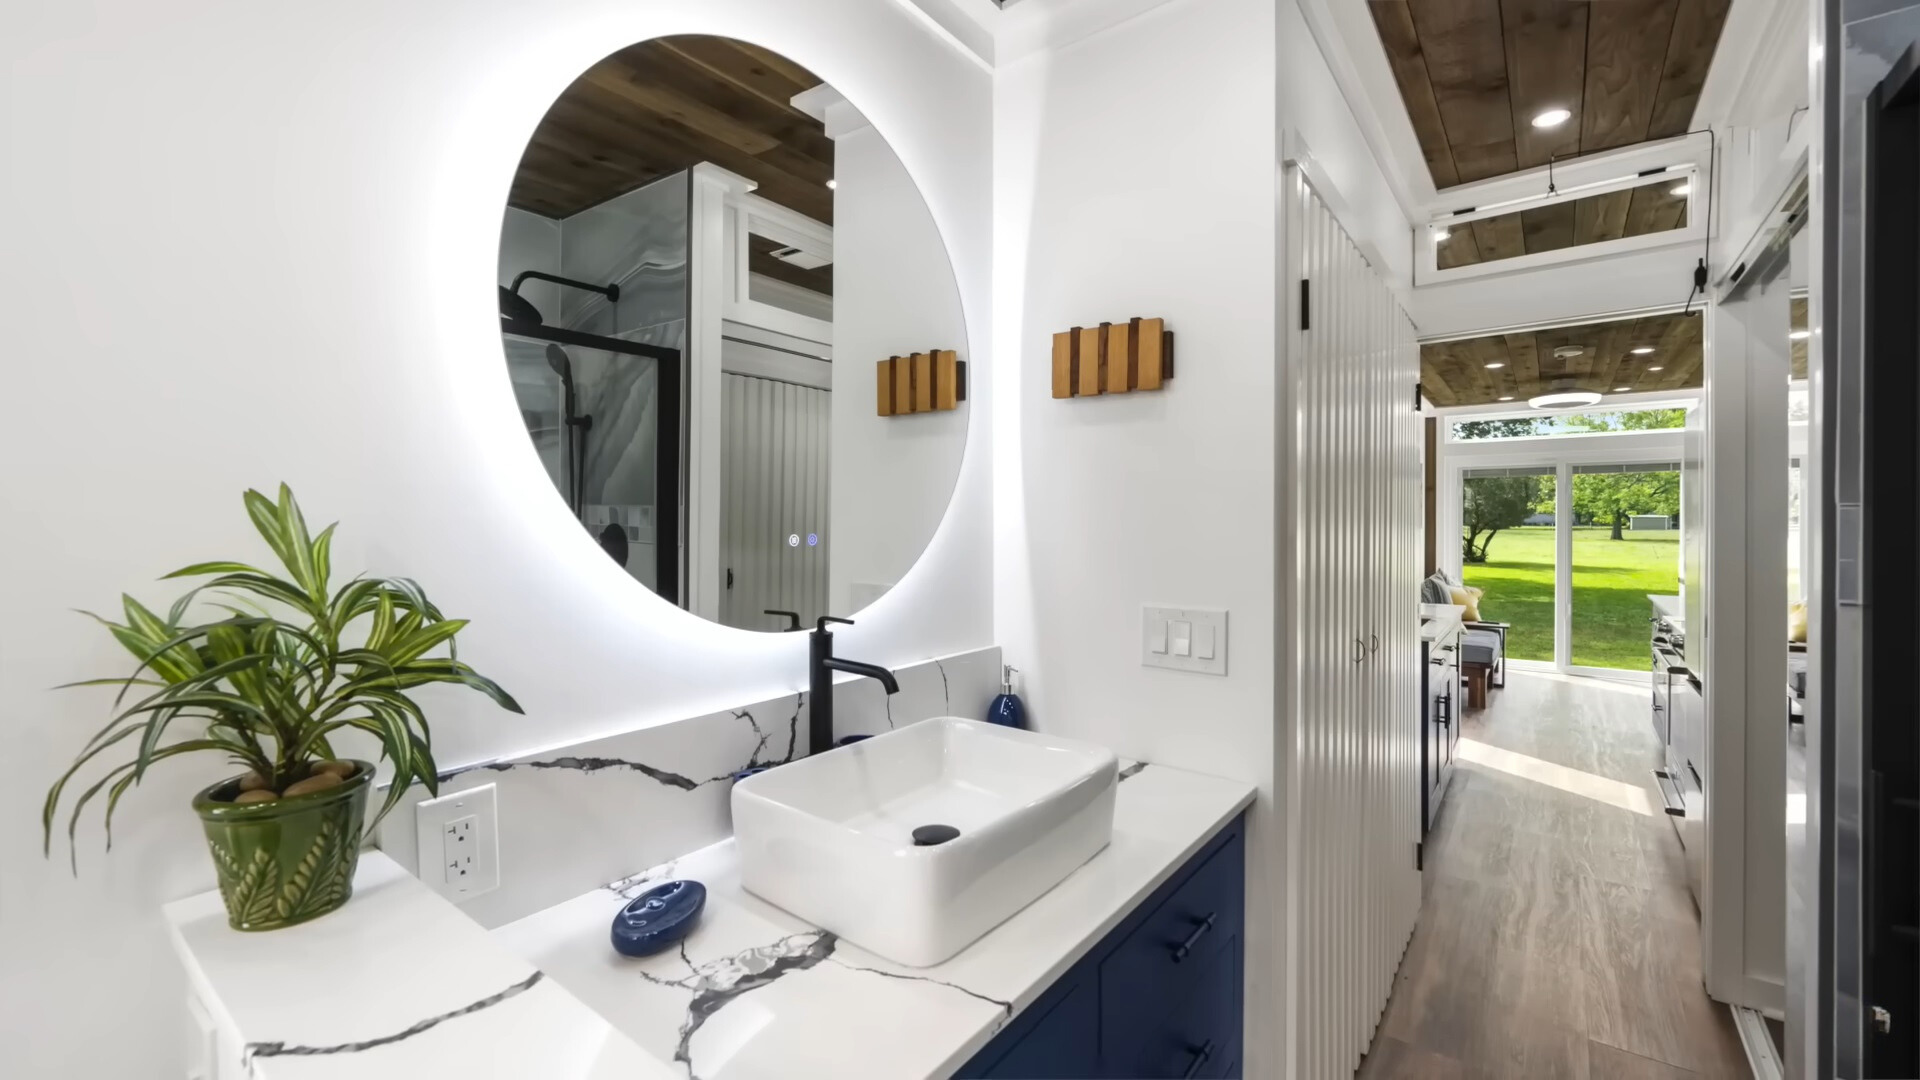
(1420, 569, 1508, 709)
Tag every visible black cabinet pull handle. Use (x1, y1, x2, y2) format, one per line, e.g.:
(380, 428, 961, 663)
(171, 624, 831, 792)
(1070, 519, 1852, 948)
(1183, 1039, 1216, 1079)
(1171, 912, 1217, 962)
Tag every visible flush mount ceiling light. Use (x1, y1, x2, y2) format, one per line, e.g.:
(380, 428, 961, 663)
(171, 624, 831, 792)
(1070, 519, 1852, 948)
(1528, 379, 1603, 410)
(1790, 329, 1811, 340)
(1630, 346, 1656, 355)
(1532, 107, 1572, 128)
(1485, 361, 1506, 369)
(1671, 183, 1691, 197)
(1552, 345, 1585, 360)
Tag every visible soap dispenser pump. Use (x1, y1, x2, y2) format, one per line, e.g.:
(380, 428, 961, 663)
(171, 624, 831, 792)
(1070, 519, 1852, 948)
(987, 665, 1026, 729)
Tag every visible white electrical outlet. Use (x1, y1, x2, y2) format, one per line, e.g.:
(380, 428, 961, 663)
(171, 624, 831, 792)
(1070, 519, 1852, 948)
(414, 784, 499, 900)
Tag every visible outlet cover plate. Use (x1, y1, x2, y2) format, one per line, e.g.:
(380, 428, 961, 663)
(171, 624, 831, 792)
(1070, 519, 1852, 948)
(1142, 606, 1228, 675)
(414, 783, 500, 901)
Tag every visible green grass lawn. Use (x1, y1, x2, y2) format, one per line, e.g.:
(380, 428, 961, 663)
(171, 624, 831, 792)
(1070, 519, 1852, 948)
(1460, 526, 1680, 670)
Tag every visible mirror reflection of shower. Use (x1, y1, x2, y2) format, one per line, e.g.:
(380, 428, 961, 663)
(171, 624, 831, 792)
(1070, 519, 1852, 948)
(544, 344, 591, 516)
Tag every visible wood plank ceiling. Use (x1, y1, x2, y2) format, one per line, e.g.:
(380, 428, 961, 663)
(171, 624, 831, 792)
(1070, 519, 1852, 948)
(1421, 311, 1703, 407)
(511, 36, 832, 225)
(1368, 0, 1733, 189)
(1437, 177, 1689, 268)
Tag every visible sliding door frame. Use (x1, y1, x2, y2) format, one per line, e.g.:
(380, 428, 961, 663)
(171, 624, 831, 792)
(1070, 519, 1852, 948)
(1441, 424, 1691, 678)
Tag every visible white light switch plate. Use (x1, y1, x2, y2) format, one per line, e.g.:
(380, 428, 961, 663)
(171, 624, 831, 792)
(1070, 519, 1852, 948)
(414, 783, 500, 901)
(1142, 606, 1228, 675)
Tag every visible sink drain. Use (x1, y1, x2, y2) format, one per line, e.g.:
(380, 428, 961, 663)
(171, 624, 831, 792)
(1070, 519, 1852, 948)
(911, 824, 960, 847)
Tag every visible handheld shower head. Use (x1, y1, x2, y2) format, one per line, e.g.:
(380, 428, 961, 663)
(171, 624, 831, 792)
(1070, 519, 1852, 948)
(545, 344, 574, 386)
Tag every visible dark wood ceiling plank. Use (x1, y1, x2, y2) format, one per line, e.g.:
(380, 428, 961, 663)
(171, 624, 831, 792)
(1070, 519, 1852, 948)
(657, 36, 821, 117)
(583, 62, 785, 158)
(1406, 0, 1518, 183)
(1470, 213, 1526, 261)
(1420, 345, 1465, 406)
(1504, 332, 1542, 393)
(1501, 0, 1589, 169)
(609, 43, 835, 163)
(1572, 188, 1632, 246)
(1368, 2, 1464, 187)
(1581, 0, 1681, 152)
(1647, 0, 1734, 137)
(1519, 201, 1578, 254)
(1437, 231, 1481, 269)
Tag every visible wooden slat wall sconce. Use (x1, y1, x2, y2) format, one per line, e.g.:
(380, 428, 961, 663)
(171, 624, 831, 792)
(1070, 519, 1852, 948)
(876, 351, 966, 416)
(1051, 318, 1174, 398)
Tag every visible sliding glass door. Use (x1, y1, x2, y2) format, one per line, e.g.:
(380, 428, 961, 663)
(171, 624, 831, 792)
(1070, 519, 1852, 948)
(1460, 467, 1558, 665)
(1567, 463, 1682, 672)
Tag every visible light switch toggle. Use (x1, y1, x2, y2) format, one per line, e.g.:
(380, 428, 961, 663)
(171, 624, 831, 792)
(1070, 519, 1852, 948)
(1141, 607, 1228, 676)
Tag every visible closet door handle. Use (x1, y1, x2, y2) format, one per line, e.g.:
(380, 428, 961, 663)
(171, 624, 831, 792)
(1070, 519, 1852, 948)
(1171, 912, 1217, 962)
(1351, 638, 1366, 664)
(1369, 633, 1379, 654)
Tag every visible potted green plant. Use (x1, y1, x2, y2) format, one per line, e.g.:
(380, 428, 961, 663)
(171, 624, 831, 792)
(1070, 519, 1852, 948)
(43, 484, 521, 931)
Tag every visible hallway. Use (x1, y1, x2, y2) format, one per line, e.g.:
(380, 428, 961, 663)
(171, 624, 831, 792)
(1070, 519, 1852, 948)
(1361, 671, 1749, 1079)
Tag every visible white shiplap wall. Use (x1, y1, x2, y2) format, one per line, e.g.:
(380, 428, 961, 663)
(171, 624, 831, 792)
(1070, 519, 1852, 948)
(718, 373, 830, 630)
(1283, 170, 1424, 1079)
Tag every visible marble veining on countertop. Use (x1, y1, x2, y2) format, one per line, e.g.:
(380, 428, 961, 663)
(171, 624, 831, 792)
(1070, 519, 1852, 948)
(165, 852, 678, 1080)
(491, 759, 1255, 1080)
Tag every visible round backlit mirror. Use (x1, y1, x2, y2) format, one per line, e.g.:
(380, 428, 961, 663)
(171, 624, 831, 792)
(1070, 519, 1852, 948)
(497, 35, 969, 632)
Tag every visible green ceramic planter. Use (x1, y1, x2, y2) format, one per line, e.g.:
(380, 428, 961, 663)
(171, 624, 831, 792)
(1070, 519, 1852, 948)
(193, 760, 373, 932)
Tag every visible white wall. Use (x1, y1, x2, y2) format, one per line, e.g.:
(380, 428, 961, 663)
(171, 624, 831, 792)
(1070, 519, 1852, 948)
(829, 106, 971, 617)
(0, 2, 989, 1074)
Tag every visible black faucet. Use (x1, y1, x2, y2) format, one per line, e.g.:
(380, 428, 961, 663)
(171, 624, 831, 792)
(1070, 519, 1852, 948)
(808, 616, 899, 755)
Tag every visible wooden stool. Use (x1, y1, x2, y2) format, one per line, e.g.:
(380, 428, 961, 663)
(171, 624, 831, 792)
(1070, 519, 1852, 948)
(1462, 662, 1490, 710)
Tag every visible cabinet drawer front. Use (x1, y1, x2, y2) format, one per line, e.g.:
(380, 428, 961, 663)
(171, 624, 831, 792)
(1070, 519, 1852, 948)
(1108, 934, 1242, 1078)
(975, 976, 1099, 1079)
(1098, 828, 1244, 1066)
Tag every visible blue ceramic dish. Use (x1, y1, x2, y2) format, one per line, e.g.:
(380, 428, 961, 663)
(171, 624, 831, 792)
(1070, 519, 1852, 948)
(610, 880, 707, 958)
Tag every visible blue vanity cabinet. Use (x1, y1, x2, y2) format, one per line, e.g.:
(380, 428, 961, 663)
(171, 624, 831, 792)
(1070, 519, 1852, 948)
(955, 815, 1246, 1079)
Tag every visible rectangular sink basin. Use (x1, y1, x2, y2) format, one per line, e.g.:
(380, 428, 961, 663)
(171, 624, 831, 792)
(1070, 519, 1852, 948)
(732, 717, 1117, 967)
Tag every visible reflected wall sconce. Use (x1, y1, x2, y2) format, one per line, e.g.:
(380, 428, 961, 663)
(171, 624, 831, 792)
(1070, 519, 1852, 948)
(1051, 317, 1174, 398)
(876, 350, 965, 416)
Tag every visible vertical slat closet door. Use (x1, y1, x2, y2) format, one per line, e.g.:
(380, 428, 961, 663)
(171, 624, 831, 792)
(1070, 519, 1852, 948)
(1290, 172, 1423, 1078)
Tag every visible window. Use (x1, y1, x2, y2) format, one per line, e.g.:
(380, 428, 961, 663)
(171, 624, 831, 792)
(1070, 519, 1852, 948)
(1449, 408, 1687, 442)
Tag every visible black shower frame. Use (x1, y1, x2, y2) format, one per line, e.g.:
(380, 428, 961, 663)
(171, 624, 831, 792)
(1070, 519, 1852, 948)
(501, 316, 684, 606)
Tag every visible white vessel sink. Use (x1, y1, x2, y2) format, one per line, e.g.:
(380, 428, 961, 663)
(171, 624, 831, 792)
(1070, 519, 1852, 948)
(731, 717, 1117, 967)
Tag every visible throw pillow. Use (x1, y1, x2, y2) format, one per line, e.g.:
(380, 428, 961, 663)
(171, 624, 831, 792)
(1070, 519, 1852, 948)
(1448, 585, 1482, 622)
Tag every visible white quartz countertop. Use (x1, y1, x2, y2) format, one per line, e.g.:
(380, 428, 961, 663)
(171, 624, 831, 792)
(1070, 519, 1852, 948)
(492, 761, 1256, 1080)
(1419, 602, 1466, 640)
(165, 852, 676, 1080)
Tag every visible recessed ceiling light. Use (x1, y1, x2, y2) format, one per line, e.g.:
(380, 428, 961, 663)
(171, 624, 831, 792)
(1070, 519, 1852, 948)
(1614, 386, 1632, 392)
(1671, 183, 1691, 197)
(1499, 396, 1515, 402)
(1485, 361, 1506, 369)
(1434, 228, 1451, 241)
(1631, 346, 1656, 355)
(1790, 329, 1811, 340)
(825, 179, 837, 190)
(1648, 365, 1665, 371)
(1532, 107, 1572, 129)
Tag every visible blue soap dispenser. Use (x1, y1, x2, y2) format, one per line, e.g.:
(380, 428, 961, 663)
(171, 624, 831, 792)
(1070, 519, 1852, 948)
(987, 664, 1026, 729)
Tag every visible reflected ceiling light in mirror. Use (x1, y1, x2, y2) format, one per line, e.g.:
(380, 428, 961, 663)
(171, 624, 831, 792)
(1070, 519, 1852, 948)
(1484, 361, 1505, 369)
(1790, 329, 1811, 340)
(825, 179, 837, 190)
(1434, 227, 1450, 242)
(1499, 396, 1515, 402)
(1614, 386, 1632, 392)
(1670, 183, 1691, 197)
(1531, 107, 1572, 128)
(1648, 365, 1664, 371)
(1630, 346, 1656, 355)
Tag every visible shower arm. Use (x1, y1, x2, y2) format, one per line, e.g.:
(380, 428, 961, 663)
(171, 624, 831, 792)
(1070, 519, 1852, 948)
(509, 271, 620, 306)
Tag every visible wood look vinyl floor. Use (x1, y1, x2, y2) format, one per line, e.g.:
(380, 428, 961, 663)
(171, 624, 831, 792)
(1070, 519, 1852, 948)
(1360, 671, 1749, 1080)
